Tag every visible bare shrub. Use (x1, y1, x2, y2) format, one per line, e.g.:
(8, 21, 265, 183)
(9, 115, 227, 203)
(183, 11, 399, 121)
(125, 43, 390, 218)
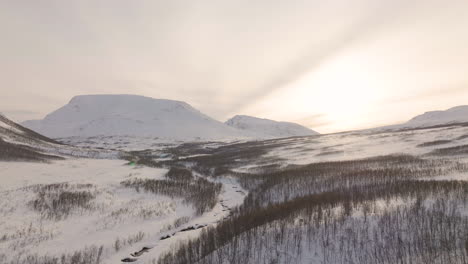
(456, 134, 468, 141)
(29, 183, 96, 220)
(114, 231, 146, 252)
(160, 216, 191, 233)
(315, 150, 344, 156)
(430, 144, 468, 156)
(121, 177, 222, 215)
(417, 139, 452, 147)
(165, 167, 193, 181)
(7, 245, 104, 264)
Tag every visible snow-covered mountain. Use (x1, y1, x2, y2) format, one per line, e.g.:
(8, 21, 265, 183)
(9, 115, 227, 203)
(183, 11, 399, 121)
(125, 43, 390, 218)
(405, 105, 468, 127)
(225, 115, 319, 138)
(376, 105, 468, 131)
(22, 94, 249, 140)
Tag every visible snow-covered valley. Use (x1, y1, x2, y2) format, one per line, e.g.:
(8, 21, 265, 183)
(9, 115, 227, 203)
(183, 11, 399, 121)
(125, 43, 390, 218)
(0, 158, 247, 264)
(2, 105, 468, 263)
(3, 0, 468, 262)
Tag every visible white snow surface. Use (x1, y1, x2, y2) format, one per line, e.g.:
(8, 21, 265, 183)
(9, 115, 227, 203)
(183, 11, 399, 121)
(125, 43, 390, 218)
(408, 105, 468, 126)
(22, 94, 252, 140)
(0, 159, 247, 264)
(0, 160, 179, 263)
(231, 125, 468, 173)
(225, 115, 319, 138)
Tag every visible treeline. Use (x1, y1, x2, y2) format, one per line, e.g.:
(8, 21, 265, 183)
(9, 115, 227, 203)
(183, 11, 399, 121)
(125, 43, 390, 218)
(158, 153, 468, 264)
(237, 155, 467, 209)
(121, 167, 222, 215)
(5, 245, 104, 264)
(159, 180, 468, 264)
(167, 140, 291, 177)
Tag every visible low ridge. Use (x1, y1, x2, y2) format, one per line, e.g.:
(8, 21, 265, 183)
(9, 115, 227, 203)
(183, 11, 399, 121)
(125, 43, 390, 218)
(225, 115, 319, 138)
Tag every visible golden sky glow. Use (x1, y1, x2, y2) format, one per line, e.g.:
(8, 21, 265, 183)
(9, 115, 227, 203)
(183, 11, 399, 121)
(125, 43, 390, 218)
(1, 0, 468, 133)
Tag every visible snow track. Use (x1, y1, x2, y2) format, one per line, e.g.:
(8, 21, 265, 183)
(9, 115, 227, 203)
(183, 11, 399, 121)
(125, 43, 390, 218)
(113, 177, 247, 264)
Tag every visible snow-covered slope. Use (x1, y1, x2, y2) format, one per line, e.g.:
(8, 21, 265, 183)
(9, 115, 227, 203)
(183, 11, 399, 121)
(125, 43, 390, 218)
(0, 113, 59, 145)
(0, 114, 64, 161)
(225, 115, 319, 138)
(406, 105, 468, 127)
(22, 95, 249, 140)
(377, 105, 468, 131)
(0, 114, 120, 160)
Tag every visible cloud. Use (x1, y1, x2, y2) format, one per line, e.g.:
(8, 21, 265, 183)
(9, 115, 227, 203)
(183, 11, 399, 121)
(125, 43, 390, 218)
(383, 83, 468, 104)
(229, 0, 419, 116)
(1, 0, 468, 131)
(292, 114, 331, 132)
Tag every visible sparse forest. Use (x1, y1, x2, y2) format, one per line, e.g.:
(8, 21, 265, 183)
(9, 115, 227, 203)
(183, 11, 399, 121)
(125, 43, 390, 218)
(158, 135, 468, 264)
(121, 167, 222, 215)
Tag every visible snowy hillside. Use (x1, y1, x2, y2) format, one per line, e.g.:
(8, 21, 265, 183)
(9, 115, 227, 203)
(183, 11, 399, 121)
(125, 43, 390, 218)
(22, 95, 249, 140)
(0, 113, 59, 145)
(225, 115, 319, 138)
(378, 105, 468, 131)
(406, 105, 468, 127)
(0, 114, 120, 160)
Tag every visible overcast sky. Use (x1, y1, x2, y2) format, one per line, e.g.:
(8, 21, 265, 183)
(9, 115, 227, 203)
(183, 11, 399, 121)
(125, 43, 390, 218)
(1, 0, 468, 133)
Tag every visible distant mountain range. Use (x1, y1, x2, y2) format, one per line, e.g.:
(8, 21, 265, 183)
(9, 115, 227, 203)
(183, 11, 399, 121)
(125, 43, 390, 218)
(21, 94, 318, 140)
(15, 94, 468, 140)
